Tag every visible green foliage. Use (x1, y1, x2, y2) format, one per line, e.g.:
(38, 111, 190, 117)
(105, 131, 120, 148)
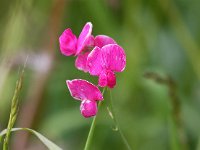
(0, 128, 62, 150)
(0, 0, 200, 149)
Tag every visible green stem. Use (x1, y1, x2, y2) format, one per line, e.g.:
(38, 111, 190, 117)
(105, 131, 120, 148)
(3, 116, 12, 150)
(84, 88, 106, 150)
(2, 61, 25, 150)
(108, 89, 132, 150)
(3, 140, 8, 150)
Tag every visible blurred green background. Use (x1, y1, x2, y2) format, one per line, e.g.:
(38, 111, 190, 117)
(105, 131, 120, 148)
(0, 0, 200, 150)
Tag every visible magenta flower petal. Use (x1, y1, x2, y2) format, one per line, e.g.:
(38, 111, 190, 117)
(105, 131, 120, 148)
(101, 44, 126, 72)
(59, 28, 77, 56)
(98, 70, 116, 88)
(94, 35, 116, 48)
(87, 46, 103, 76)
(98, 70, 107, 87)
(80, 100, 97, 118)
(106, 70, 116, 88)
(86, 35, 95, 48)
(66, 79, 103, 101)
(76, 22, 93, 55)
(88, 44, 126, 88)
(75, 52, 90, 72)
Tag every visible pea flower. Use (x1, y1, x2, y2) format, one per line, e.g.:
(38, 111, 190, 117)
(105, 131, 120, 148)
(59, 22, 93, 72)
(87, 44, 126, 88)
(59, 22, 93, 56)
(66, 79, 103, 118)
(59, 22, 116, 72)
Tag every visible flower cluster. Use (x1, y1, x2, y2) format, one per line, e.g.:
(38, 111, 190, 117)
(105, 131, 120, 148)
(59, 22, 126, 118)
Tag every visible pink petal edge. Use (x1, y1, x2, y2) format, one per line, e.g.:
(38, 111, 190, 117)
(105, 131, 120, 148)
(94, 35, 116, 48)
(66, 79, 103, 101)
(76, 22, 93, 55)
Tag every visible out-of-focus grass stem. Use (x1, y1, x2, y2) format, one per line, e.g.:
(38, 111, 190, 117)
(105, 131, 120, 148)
(2, 58, 26, 150)
(144, 72, 189, 150)
(158, 0, 200, 79)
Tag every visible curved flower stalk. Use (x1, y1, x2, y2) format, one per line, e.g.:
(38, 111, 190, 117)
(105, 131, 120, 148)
(66, 79, 103, 118)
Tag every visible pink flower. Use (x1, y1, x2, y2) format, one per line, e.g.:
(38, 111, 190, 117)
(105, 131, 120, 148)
(87, 44, 126, 88)
(66, 79, 103, 118)
(59, 22, 116, 72)
(59, 22, 93, 56)
(59, 22, 93, 72)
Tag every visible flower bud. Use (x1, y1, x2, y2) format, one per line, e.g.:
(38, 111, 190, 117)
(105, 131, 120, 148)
(80, 100, 97, 118)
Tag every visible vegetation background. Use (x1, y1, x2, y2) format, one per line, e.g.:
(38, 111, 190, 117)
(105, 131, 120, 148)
(0, 0, 200, 149)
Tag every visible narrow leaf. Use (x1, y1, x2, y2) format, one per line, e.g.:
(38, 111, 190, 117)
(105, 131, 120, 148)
(0, 128, 62, 150)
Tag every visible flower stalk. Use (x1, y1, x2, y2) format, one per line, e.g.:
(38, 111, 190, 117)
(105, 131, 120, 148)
(61, 22, 127, 149)
(84, 88, 106, 150)
(107, 89, 132, 150)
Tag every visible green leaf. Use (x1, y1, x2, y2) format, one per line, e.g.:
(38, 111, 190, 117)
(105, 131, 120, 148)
(0, 128, 62, 150)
